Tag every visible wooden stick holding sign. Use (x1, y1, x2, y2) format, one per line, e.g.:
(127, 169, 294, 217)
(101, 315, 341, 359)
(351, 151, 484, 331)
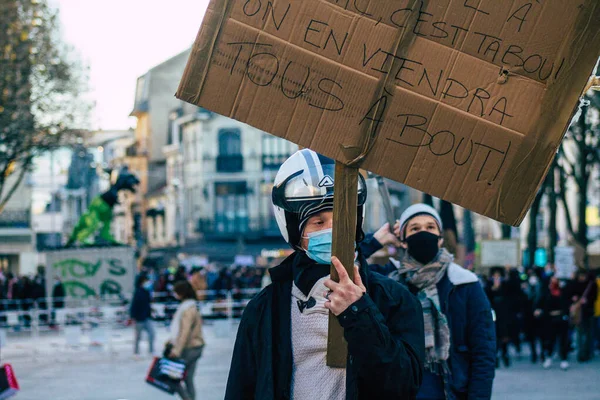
(327, 163, 359, 368)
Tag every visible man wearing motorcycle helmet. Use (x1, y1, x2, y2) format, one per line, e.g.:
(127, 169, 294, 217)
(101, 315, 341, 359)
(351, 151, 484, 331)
(225, 149, 425, 400)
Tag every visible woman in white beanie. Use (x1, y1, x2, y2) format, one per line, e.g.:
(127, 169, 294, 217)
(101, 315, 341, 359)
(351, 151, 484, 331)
(365, 204, 496, 400)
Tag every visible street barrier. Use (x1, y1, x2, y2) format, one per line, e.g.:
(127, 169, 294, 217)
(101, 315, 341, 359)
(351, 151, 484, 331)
(0, 288, 261, 363)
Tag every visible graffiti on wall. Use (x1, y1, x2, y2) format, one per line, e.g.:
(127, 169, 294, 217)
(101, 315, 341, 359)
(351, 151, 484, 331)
(54, 258, 127, 297)
(47, 249, 135, 298)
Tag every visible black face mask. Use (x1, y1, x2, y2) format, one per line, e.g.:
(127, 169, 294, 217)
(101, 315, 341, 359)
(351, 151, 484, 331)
(405, 231, 440, 265)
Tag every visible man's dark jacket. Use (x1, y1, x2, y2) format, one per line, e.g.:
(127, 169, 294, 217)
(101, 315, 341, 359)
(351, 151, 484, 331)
(435, 268, 496, 400)
(224, 252, 425, 400)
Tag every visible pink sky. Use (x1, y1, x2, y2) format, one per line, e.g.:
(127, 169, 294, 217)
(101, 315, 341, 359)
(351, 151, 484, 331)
(53, 0, 210, 130)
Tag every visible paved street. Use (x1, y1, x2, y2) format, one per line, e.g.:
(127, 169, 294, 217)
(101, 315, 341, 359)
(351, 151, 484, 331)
(5, 321, 600, 400)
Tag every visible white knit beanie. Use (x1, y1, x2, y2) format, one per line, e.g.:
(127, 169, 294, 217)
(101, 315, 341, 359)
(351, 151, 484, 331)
(398, 204, 443, 240)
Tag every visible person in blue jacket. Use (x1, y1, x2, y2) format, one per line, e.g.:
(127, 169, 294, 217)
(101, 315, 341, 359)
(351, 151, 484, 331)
(364, 204, 496, 400)
(130, 273, 155, 357)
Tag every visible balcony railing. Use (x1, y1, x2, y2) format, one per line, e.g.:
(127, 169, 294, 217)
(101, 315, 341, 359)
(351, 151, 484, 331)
(216, 155, 244, 173)
(262, 154, 291, 170)
(198, 217, 279, 239)
(0, 209, 31, 228)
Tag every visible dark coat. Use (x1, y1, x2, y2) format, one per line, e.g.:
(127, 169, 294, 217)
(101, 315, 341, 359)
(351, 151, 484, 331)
(567, 277, 598, 319)
(538, 284, 570, 318)
(129, 287, 152, 322)
(383, 261, 496, 400)
(224, 252, 425, 400)
(436, 268, 496, 400)
(52, 282, 66, 309)
(485, 283, 511, 339)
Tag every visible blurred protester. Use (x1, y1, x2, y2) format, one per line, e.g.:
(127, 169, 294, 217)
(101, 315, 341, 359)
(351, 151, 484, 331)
(130, 273, 155, 357)
(523, 269, 544, 363)
(51, 275, 66, 328)
(20, 276, 34, 327)
(567, 270, 598, 362)
(486, 268, 512, 368)
(538, 276, 571, 370)
(175, 265, 188, 283)
(154, 273, 168, 298)
(505, 268, 527, 358)
(163, 266, 180, 320)
(205, 264, 219, 291)
(5, 273, 20, 311)
(32, 266, 47, 324)
(51, 276, 66, 308)
(212, 268, 233, 300)
(168, 281, 205, 400)
(189, 267, 208, 301)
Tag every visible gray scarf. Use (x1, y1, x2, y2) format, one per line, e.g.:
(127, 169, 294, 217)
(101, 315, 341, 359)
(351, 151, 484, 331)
(391, 248, 453, 375)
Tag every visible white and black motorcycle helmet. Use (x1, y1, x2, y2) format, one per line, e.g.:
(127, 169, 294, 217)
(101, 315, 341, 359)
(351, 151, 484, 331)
(272, 149, 367, 249)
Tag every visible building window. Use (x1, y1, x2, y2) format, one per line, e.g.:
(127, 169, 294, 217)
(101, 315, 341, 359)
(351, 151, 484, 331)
(214, 182, 248, 233)
(262, 134, 294, 170)
(217, 129, 243, 172)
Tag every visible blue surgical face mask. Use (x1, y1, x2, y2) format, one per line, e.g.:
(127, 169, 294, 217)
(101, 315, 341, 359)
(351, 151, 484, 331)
(303, 228, 333, 265)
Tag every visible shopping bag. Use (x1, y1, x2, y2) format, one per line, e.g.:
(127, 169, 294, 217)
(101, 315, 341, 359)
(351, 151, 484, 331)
(0, 364, 19, 400)
(158, 358, 186, 380)
(145, 357, 185, 395)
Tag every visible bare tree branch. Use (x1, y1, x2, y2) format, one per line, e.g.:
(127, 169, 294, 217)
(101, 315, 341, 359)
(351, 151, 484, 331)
(557, 181, 576, 240)
(0, 165, 29, 213)
(0, 0, 89, 210)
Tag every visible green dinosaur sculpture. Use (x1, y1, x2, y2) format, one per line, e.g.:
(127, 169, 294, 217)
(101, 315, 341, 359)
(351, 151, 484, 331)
(66, 168, 139, 247)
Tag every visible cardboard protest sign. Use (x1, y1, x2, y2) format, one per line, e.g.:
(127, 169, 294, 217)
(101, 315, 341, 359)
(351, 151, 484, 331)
(554, 246, 576, 279)
(480, 239, 520, 267)
(177, 0, 600, 225)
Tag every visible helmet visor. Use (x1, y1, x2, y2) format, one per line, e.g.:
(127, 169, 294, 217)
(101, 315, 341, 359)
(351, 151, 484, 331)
(272, 163, 367, 214)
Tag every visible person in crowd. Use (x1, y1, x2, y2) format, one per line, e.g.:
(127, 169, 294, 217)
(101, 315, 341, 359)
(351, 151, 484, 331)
(20, 276, 34, 327)
(5, 273, 20, 311)
(366, 204, 496, 399)
(31, 266, 47, 325)
(504, 268, 526, 359)
(175, 265, 188, 283)
(537, 276, 571, 370)
(168, 281, 205, 400)
(225, 149, 424, 399)
(523, 269, 544, 363)
(486, 268, 512, 368)
(0, 272, 5, 307)
(51, 275, 66, 304)
(34, 265, 46, 292)
(204, 263, 217, 286)
(166, 264, 178, 292)
(154, 273, 168, 299)
(163, 265, 180, 320)
(567, 269, 598, 362)
(189, 267, 208, 301)
(51, 275, 66, 328)
(212, 268, 233, 300)
(130, 273, 155, 357)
